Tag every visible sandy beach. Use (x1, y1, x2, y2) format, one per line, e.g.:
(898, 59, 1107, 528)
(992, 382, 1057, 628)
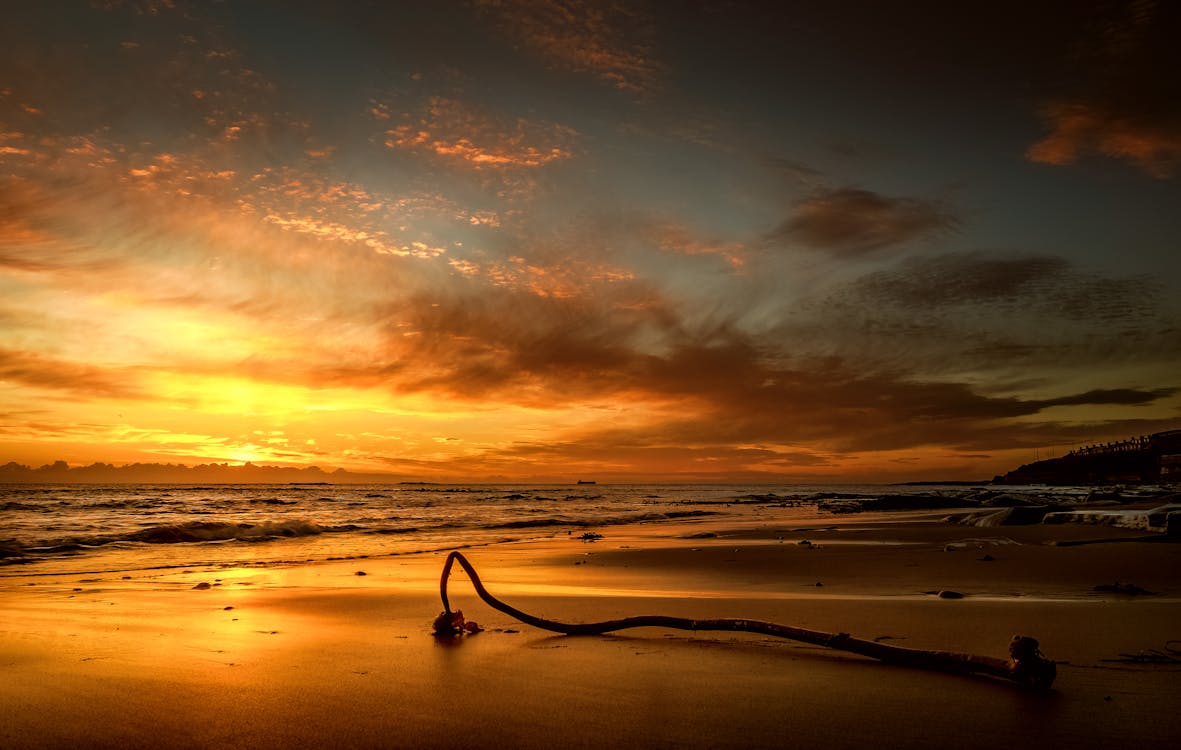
(3, 511, 1180, 749)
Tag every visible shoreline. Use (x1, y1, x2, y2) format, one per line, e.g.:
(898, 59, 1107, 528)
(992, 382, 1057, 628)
(5, 480, 1178, 576)
(3, 512, 1180, 748)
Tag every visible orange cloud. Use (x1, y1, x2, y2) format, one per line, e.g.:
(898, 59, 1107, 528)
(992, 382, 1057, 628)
(1025, 1, 1180, 179)
(645, 222, 747, 269)
(447, 254, 636, 299)
(382, 96, 575, 169)
(1026, 101, 1181, 178)
(0, 348, 145, 400)
(0, 131, 31, 157)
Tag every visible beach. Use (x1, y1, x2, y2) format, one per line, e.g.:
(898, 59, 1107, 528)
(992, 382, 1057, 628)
(3, 505, 1180, 749)
(7, 2, 1181, 747)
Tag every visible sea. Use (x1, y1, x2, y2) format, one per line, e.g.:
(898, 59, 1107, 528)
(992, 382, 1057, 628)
(0, 482, 1112, 577)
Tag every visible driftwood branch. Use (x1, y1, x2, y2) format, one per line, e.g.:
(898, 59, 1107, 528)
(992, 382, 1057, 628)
(433, 550, 1056, 690)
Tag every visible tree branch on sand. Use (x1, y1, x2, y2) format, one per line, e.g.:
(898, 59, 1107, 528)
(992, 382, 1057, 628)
(431, 551, 1057, 690)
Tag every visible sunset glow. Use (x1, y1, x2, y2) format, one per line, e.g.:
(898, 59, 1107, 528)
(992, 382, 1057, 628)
(2, 1, 1179, 481)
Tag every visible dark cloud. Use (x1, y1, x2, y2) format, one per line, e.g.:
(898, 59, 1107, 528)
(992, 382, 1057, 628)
(1038, 387, 1178, 408)
(853, 253, 1068, 309)
(321, 278, 1176, 456)
(769, 188, 956, 256)
(792, 251, 1175, 379)
(851, 252, 1161, 324)
(1051, 274, 1164, 323)
(388, 289, 668, 402)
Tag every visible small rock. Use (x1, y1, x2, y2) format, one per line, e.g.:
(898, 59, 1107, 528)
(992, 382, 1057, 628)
(1093, 582, 1156, 596)
(223, 606, 234, 611)
(355, 571, 367, 576)
(937, 590, 964, 599)
(192, 582, 212, 590)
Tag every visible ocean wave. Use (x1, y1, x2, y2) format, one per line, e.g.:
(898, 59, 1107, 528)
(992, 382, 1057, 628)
(7, 518, 351, 559)
(127, 519, 335, 543)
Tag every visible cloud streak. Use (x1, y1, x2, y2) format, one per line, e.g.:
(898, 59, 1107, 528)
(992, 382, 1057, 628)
(474, 0, 663, 95)
(0, 348, 145, 400)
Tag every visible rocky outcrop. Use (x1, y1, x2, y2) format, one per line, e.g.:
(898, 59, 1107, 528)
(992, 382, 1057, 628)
(997, 429, 1181, 485)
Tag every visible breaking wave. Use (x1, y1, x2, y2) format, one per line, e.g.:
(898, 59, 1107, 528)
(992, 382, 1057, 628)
(11, 519, 349, 558)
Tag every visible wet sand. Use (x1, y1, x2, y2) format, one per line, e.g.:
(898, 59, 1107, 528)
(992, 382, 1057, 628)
(3, 512, 1180, 748)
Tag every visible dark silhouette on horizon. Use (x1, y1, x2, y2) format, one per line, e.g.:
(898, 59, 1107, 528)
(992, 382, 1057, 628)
(998, 429, 1181, 485)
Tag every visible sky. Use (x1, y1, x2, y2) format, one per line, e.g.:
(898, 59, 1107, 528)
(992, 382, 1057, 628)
(1, 0, 1179, 482)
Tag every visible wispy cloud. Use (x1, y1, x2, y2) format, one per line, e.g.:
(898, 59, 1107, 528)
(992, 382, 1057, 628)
(644, 222, 747, 269)
(0, 348, 144, 400)
(473, 0, 663, 95)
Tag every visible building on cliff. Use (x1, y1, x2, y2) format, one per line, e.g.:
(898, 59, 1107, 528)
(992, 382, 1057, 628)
(998, 429, 1181, 485)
